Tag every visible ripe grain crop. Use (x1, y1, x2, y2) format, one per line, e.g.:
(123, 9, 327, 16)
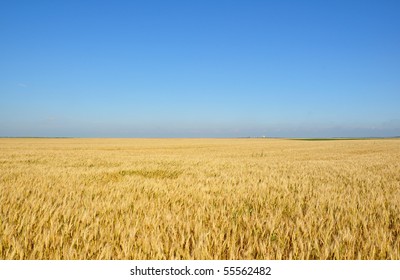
(0, 138, 399, 259)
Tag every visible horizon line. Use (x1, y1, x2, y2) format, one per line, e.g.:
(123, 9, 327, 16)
(1, 136, 399, 139)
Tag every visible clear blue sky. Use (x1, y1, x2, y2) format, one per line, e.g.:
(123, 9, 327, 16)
(1, 0, 399, 137)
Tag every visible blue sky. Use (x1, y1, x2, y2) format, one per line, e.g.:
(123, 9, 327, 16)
(1, 0, 399, 137)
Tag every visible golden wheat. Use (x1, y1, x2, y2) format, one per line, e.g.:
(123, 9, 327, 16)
(0, 138, 399, 259)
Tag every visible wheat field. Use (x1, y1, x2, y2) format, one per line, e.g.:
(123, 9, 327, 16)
(0, 138, 399, 259)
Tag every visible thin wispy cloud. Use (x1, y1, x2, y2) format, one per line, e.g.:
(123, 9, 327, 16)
(17, 83, 28, 88)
